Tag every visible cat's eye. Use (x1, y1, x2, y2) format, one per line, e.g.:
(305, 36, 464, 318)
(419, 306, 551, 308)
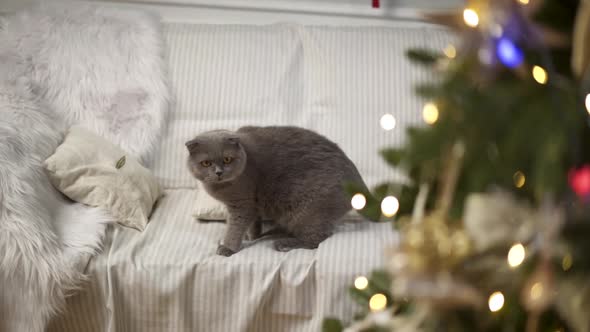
(200, 160, 212, 167)
(223, 157, 233, 164)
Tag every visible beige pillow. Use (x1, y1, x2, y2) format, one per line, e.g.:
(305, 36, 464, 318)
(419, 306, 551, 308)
(45, 126, 162, 231)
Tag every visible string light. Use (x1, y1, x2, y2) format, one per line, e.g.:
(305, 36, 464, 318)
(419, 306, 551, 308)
(507, 243, 525, 267)
(354, 276, 369, 290)
(562, 253, 573, 271)
(513, 171, 526, 188)
(351, 193, 367, 210)
(497, 38, 524, 68)
(381, 196, 399, 217)
(488, 291, 505, 312)
(443, 45, 457, 59)
(380, 114, 397, 131)
(422, 102, 439, 124)
(518, 0, 529, 4)
(463, 8, 479, 27)
(369, 293, 387, 311)
(585, 94, 590, 115)
(532, 66, 548, 84)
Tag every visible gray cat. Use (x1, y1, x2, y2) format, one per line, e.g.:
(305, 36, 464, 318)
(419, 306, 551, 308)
(186, 126, 367, 256)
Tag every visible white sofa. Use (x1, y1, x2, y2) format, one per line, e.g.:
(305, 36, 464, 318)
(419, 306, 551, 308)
(39, 15, 451, 332)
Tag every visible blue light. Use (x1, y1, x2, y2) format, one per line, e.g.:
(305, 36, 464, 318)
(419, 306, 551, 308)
(496, 37, 524, 68)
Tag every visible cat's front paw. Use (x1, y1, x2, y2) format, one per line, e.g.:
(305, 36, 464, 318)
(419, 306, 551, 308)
(216, 244, 236, 257)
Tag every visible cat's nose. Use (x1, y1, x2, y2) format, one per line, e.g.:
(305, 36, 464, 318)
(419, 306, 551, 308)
(215, 170, 223, 176)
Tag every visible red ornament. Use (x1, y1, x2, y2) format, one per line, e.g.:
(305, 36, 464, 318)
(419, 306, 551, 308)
(569, 165, 590, 197)
(372, 0, 380, 8)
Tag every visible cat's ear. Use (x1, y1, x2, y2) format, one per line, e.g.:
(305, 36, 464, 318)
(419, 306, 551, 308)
(185, 138, 200, 153)
(226, 137, 240, 145)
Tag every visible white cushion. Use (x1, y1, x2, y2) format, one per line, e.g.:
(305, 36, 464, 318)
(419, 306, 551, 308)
(154, 23, 452, 191)
(45, 126, 162, 231)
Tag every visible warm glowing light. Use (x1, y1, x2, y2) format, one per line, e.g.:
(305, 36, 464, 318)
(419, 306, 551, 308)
(381, 196, 400, 217)
(562, 253, 573, 271)
(422, 102, 439, 124)
(507, 243, 526, 267)
(444, 45, 457, 59)
(351, 193, 367, 210)
(463, 8, 479, 27)
(585, 94, 590, 115)
(513, 171, 526, 188)
(518, 0, 529, 4)
(530, 282, 544, 300)
(532, 66, 548, 84)
(369, 293, 387, 311)
(354, 276, 369, 290)
(380, 114, 397, 131)
(488, 291, 505, 312)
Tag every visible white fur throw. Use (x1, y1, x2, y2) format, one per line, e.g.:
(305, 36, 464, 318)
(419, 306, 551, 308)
(0, 2, 169, 331)
(0, 1, 170, 165)
(0, 76, 111, 331)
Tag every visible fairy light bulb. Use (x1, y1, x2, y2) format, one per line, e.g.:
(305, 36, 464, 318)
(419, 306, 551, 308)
(443, 45, 457, 59)
(422, 102, 439, 124)
(532, 66, 548, 84)
(463, 8, 479, 27)
(354, 276, 369, 290)
(369, 293, 387, 311)
(488, 291, 505, 312)
(497, 37, 524, 68)
(585, 94, 590, 115)
(507, 243, 526, 267)
(513, 171, 526, 188)
(351, 193, 367, 210)
(380, 196, 399, 217)
(380, 114, 396, 131)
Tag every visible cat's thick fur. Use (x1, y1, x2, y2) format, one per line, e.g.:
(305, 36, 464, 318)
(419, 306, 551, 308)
(186, 126, 367, 256)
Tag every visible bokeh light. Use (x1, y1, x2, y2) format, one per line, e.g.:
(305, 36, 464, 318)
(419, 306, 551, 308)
(380, 114, 397, 131)
(423, 102, 439, 124)
(381, 196, 400, 217)
(488, 292, 505, 312)
(507, 243, 525, 267)
(463, 8, 479, 27)
(351, 193, 367, 210)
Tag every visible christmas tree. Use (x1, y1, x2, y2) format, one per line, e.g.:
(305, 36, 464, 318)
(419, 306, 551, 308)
(326, 0, 590, 331)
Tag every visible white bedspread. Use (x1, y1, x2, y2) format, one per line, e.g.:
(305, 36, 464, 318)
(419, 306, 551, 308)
(48, 189, 396, 331)
(49, 22, 451, 331)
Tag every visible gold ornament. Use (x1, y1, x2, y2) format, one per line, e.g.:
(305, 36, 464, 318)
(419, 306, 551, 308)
(389, 212, 472, 276)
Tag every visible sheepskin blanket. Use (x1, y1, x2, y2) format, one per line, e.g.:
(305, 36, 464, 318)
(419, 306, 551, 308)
(0, 81, 111, 331)
(0, 1, 170, 165)
(0, 3, 169, 331)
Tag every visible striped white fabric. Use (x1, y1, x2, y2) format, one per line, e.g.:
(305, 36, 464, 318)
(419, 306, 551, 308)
(48, 23, 452, 332)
